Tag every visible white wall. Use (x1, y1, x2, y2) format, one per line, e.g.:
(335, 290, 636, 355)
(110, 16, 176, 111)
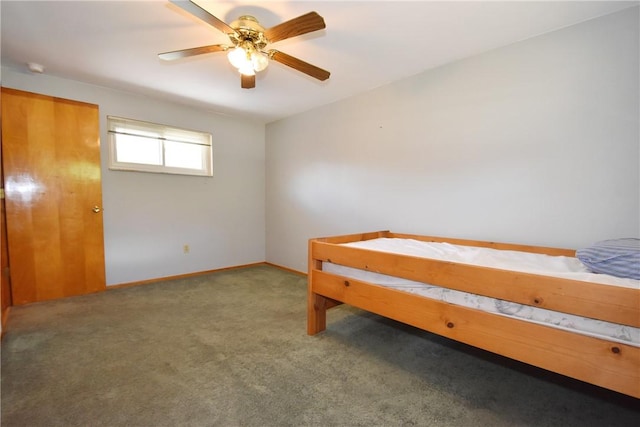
(2, 68, 265, 285)
(266, 7, 640, 273)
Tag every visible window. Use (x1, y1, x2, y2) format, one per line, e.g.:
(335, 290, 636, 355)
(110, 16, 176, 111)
(107, 116, 212, 177)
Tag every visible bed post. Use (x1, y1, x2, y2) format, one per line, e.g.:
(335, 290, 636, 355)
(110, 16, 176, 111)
(308, 293, 327, 335)
(307, 238, 327, 335)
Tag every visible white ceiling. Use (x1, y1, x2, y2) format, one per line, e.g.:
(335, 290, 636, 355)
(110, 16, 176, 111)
(1, 0, 637, 123)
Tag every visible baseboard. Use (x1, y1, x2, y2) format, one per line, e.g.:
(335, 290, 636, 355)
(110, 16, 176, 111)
(264, 262, 307, 277)
(107, 262, 285, 289)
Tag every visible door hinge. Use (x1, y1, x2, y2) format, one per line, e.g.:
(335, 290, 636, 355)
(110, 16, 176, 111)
(0, 189, 4, 199)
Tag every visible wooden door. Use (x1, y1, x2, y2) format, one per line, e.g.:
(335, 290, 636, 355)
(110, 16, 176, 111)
(1, 88, 106, 305)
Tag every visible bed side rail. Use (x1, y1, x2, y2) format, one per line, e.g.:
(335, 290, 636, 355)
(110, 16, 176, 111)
(309, 239, 639, 328)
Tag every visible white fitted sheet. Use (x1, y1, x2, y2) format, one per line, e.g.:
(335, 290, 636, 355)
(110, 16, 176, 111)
(322, 238, 640, 347)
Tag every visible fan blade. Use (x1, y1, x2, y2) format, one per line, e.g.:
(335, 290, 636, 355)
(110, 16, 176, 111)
(169, 0, 237, 35)
(264, 11, 325, 43)
(159, 44, 227, 61)
(269, 50, 330, 81)
(241, 74, 256, 89)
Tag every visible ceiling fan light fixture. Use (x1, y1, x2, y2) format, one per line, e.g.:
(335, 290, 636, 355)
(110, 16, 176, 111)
(228, 43, 269, 75)
(251, 52, 269, 72)
(227, 46, 248, 69)
(238, 63, 256, 76)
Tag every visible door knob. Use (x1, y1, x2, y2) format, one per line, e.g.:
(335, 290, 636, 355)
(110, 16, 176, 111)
(92, 206, 102, 213)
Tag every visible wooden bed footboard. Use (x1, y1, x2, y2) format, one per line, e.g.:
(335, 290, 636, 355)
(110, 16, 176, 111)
(307, 231, 640, 399)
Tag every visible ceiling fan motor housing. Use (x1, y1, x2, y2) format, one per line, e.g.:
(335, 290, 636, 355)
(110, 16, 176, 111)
(228, 16, 268, 49)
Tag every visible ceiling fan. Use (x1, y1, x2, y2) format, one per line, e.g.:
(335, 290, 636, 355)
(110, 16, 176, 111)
(159, 0, 330, 89)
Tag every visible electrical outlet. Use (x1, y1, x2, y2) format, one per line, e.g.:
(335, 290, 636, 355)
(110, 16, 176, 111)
(183, 244, 190, 254)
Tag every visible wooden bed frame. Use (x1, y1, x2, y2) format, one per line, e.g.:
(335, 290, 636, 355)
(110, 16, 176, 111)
(307, 231, 640, 398)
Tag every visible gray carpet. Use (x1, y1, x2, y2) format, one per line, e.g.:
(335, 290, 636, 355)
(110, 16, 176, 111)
(1, 265, 638, 426)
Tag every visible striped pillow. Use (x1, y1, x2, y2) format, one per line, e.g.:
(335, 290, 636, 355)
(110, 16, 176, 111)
(576, 239, 640, 280)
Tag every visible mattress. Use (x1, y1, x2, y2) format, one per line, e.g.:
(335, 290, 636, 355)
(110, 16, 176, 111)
(322, 238, 640, 347)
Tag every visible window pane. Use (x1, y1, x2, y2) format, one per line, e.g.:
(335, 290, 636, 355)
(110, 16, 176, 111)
(114, 125, 158, 139)
(115, 134, 162, 165)
(164, 141, 203, 170)
(108, 116, 212, 176)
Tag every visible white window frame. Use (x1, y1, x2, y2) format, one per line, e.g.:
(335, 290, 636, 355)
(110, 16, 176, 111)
(107, 116, 213, 177)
